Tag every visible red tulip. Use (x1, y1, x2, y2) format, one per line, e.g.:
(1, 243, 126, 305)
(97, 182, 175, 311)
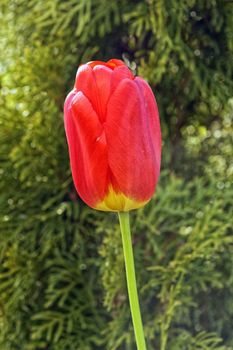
(64, 59, 161, 211)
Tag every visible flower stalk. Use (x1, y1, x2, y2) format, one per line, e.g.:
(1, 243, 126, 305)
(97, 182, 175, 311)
(118, 211, 147, 350)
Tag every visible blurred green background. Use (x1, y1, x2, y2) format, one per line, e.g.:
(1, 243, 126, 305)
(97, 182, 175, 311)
(0, 1, 233, 349)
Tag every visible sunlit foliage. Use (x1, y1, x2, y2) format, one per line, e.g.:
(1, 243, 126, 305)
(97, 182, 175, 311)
(0, 1, 232, 349)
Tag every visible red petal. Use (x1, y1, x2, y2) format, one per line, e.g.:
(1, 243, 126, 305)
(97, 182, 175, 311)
(75, 64, 112, 123)
(93, 65, 112, 122)
(86, 59, 126, 70)
(71, 91, 103, 142)
(107, 59, 126, 69)
(134, 77, 161, 172)
(86, 60, 109, 69)
(64, 91, 109, 207)
(64, 90, 91, 203)
(105, 79, 159, 201)
(110, 65, 134, 94)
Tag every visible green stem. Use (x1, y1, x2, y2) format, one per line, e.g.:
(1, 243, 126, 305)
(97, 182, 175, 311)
(118, 211, 147, 350)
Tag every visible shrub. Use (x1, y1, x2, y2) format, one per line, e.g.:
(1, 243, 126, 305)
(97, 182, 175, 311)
(0, 1, 232, 349)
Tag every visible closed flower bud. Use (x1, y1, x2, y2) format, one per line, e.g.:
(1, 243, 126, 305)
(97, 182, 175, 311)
(64, 59, 161, 211)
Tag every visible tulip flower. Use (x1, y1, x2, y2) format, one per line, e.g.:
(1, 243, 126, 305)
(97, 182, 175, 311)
(64, 59, 161, 212)
(64, 59, 161, 350)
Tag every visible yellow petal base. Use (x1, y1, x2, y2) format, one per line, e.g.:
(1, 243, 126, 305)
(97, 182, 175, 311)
(95, 186, 149, 212)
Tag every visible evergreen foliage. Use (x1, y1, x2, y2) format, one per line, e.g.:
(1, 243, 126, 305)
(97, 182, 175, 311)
(0, 1, 233, 349)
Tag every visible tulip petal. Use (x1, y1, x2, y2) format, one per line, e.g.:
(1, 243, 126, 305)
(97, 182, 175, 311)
(65, 91, 109, 207)
(71, 91, 103, 144)
(107, 59, 125, 69)
(110, 65, 134, 94)
(86, 60, 109, 69)
(75, 64, 112, 123)
(93, 65, 112, 122)
(64, 90, 91, 203)
(86, 59, 125, 70)
(75, 64, 98, 116)
(134, 77, 161, 171)
(105, 79, 158, 201)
